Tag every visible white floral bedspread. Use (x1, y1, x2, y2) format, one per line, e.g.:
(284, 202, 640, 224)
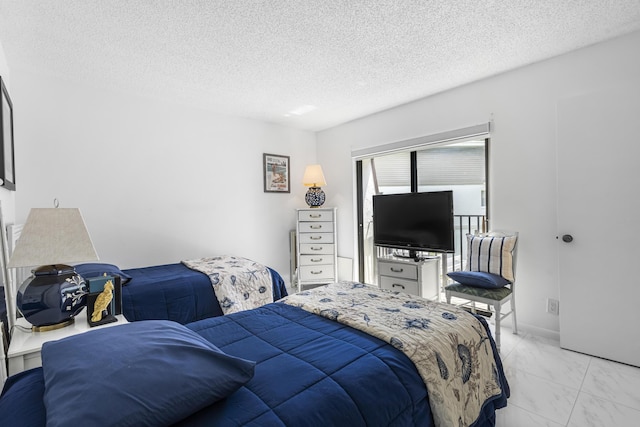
(282, 281, 503, 427)
(182, 256, 273, 315)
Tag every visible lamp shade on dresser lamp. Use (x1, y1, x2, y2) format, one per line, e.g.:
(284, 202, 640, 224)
(303, 164, 327, 208)
(7, 208, 99, 331)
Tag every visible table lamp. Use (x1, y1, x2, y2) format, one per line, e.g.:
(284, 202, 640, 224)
(303, 164, 327, 208)
(7, 208, 99, 331)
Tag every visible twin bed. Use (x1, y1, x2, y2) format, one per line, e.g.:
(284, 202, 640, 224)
(0, 258, 509, 427)
(72, 257, 288, 324)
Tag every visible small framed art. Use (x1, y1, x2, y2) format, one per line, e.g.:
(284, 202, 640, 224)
(0, 76, 15, 191)
(263, 153, 290, 193)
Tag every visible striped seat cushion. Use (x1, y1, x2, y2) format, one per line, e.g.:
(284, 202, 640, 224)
(465, 234, 517, 282)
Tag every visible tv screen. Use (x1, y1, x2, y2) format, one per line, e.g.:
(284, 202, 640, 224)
(373, 191, 454, 254)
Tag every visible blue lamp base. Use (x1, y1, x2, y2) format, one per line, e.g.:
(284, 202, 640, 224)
(305, 186, 326, 208)
(16, 264, 88, 331)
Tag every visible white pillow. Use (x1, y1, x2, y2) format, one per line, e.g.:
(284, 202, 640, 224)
(465, 233, 517, 282)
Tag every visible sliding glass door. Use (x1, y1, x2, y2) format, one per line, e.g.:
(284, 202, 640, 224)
(358, 151, 411, 284)
(356, 138, 488, 284)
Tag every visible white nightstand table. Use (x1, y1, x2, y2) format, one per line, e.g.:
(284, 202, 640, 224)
(7, 309, 128, 376)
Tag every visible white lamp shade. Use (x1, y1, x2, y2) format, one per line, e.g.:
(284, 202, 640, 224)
(303, 165, 327, 187)
(8, 208, 99, 268)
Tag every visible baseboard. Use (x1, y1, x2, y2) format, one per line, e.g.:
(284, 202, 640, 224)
(502, 321, 560, 341)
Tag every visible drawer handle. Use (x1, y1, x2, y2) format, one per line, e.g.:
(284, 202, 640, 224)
(310, 214, 323, 218)
(310, 246, 324, 251)
(311, 270, 323, 275)
(310, 258, 323, 263)
(310, 236, 323, 240)
(310, 225, 322, 229)
(392, 283, 405, 289)
(390, 267, 404, 273)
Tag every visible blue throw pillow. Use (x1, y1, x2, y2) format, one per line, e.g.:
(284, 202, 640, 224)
(74, 262, 133, 285)
(447, 271, 510, 289)
(41, 320, 255, 427)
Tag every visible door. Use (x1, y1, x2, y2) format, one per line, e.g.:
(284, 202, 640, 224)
(557, 83, 640, 367)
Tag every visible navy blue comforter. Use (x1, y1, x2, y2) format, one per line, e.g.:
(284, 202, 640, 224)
(122, 263, 287, 323)
(0, 303, 507, 426)
(181, 303, 433, 426)
(180, 303, 507, 426)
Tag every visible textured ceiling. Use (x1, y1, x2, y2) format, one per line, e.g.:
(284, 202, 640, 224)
(1, 1, 640, 131)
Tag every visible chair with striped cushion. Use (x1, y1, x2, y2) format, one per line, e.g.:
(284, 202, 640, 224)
(445, 231, 518, 351)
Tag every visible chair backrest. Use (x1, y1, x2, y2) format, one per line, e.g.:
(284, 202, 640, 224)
(465, 230, 518, 282)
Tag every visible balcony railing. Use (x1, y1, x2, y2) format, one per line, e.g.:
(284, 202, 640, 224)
(375, 214, 486, 279)
(450, 214, 486, 272)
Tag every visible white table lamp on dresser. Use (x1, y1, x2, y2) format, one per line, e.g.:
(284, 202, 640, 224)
(302, 164, 327, 208)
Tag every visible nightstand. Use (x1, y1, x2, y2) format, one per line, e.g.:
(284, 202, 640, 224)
(7, 309, 127, 376)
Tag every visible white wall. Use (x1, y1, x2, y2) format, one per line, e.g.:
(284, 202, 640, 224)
(9, 70, 317, 286)
(0, 38, 16, 225)
(6, 29, 640, 334)
(317, 30, 640, 336)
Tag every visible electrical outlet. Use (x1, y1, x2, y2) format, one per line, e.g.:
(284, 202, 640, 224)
(546, 298, 560, 315)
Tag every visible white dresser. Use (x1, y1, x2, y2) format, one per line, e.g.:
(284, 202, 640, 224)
(296, 207, 337, 292)
(377, 256, 440, 301)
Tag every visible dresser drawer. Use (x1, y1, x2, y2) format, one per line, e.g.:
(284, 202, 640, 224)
(298, 232, 334, 244)
(379, 276, 419, 295)
(298, 221, 334, 233)
(378, 261, 418, 280)
(299, 243, 334, 255)
(299, 265, 335, 281)
(298, 210, 334, 222)
(299, 254, 335, 266)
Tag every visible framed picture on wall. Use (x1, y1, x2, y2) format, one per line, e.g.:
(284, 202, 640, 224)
(0, 76, 15, 191)
(263, 153, 290, 193)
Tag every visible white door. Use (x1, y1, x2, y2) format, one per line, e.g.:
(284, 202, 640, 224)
(557, 83, 640, 367)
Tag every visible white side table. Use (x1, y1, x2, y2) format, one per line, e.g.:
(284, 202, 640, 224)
(7, 309, 127, 376)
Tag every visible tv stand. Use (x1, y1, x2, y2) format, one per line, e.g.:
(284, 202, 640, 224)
(377, 255, 441, 301)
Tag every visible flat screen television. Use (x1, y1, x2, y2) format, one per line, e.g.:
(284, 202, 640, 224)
(373, 191, 454, 256)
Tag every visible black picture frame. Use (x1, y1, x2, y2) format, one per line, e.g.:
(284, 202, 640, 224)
(0, 76, 15, 191)
(263, 153, 290, 193)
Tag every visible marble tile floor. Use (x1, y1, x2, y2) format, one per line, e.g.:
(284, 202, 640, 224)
(492, 326, 640, 426)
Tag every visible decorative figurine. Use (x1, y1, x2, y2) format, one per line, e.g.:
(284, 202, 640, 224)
(91, 280, 114, 322)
